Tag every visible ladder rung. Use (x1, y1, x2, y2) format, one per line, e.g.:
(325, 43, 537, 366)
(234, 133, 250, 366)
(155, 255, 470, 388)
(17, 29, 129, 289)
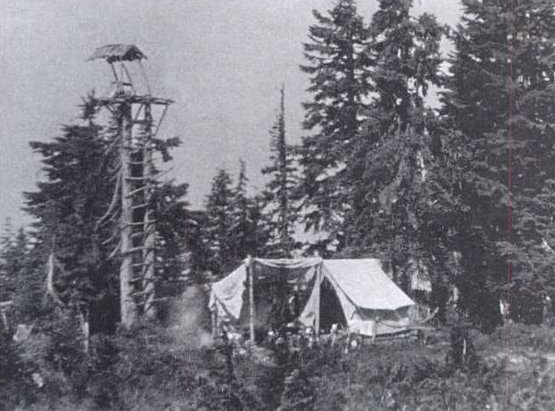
(152, 167, 173, 181)
(129, 290, 152, 297)
(122, 246, 157, 255)
(131, 260, 155, 269)
(123, 220, 156, 226)
(126, 186, 147, 196)
(129, 276, 158, 284)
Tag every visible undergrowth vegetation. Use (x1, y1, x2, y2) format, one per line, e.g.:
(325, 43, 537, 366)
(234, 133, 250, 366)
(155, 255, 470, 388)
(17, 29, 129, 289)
(2, 322, 554, 410)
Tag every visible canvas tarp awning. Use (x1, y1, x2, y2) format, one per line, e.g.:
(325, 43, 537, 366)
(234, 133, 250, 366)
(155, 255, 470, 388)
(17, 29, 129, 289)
(209, 258, 321, 321)
(209, 258, 415, 337)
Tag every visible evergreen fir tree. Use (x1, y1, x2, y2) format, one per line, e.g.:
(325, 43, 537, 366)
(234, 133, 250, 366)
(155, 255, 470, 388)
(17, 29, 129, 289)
(442, 0, 555, 326)
(0, 227, 47, 325)
(23, 96, 193, 330)
(343, 0, 445, 289)
(262, 86, 299, 257)
(149, 180, 191, 299)
(298, 0, 372, 248)
(0, 224, 24, 304)
(231, 160, 268, 261)
(185, 209, 212, 284)
(24, 105, 119, 332)
(204, 168, 235, 276)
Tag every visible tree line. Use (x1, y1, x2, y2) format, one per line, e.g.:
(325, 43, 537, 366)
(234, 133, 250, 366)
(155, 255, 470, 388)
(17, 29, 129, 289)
(1, 0, 554, 338)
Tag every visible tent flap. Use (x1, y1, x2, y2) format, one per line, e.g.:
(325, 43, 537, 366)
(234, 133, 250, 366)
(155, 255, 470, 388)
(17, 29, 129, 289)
(324, 259, 414, 311)
(209, 264, 247, 321)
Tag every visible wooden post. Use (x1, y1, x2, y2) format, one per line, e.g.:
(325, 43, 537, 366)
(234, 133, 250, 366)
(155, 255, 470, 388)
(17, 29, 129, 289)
(143, 101, 156, 318)
(79, 308, 90, 355)
(247, 255, 255, 343)
(315, 262, 322, 336)
(120, 102, 138, 328)
(211, 309, 218, 338)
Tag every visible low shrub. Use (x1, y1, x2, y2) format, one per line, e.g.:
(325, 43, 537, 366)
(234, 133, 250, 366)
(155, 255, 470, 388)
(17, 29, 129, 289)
(485, 323, 555, 354)
(4, 322, 554, 410)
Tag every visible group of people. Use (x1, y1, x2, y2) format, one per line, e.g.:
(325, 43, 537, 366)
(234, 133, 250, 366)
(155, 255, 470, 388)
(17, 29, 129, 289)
(215, 284, 370, 360)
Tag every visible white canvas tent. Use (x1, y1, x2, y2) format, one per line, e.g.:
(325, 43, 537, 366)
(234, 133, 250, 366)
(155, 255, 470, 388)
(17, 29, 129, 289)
(209, 257, 415, 339)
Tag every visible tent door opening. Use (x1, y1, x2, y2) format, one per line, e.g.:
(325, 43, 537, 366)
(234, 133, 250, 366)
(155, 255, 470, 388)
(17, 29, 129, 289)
(319, 277, 346, 333)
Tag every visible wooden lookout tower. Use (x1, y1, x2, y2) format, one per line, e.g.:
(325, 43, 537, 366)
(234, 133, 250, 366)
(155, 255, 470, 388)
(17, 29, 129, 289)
(88, 44, 173, 327)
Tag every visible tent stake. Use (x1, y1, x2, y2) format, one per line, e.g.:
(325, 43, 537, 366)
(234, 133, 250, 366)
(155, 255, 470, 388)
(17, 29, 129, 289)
(247, 255, 255, 344)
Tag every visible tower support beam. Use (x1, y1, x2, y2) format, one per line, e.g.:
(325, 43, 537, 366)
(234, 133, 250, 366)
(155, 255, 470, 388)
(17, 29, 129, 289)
(143, 102, 156, 317)
(120, 102, 138, 328)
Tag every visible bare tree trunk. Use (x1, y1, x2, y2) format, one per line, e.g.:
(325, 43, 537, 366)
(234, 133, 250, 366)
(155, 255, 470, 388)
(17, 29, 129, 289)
(120, 103, 137, 328)
(46, 253, 64, 307)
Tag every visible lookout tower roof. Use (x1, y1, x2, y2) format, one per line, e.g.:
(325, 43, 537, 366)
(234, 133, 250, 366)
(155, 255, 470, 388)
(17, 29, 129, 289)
(87, 44, 146, 63)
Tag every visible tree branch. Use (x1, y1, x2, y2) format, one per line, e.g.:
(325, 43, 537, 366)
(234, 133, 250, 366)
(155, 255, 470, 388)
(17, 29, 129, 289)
(95, 172, 121, 232)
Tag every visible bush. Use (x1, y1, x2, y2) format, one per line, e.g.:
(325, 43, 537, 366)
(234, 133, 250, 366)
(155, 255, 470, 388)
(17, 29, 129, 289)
(1, 318, 38, 410)
(489, 323, 555, 352)
(277, 368, 315, 411)
(5, 322, 554, 410)
(309, 331, 555, 411)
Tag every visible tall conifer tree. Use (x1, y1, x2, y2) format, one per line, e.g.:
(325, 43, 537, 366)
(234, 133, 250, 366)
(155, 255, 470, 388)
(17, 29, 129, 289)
(0, 228, 46, 324)
(343, 0, 445, 290)
(298, 0, 372, 248)
(24, 97, 193, 330)
(25, 105, 119, 332)
(262, 86, 299, 257)
(442, 0, 555, 325)
(204, 169, 235, 276)
(232, 160, 268, 260)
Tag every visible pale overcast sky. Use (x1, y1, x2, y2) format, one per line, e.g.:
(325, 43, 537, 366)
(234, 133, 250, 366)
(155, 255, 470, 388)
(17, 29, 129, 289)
(1, 0, 462, 228)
